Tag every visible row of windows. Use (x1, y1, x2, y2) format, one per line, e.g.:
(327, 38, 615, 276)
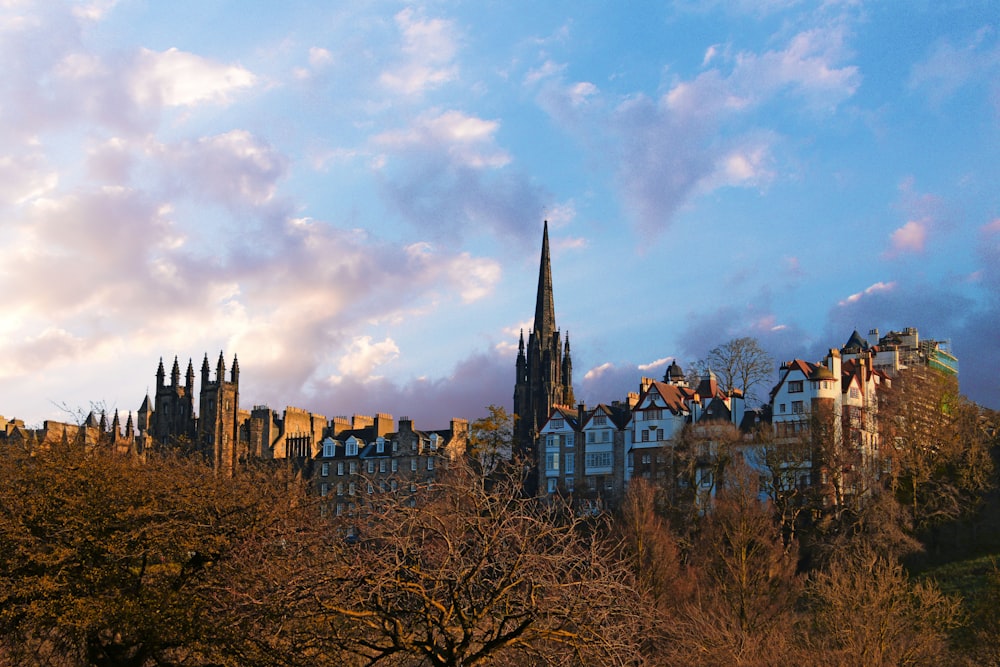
(777, 401, 806, 414)
(319, 457, 433, 476)
(321, 434, 444, 458)
(320, 479, 427, 497)
(787, 379, 836, 394)
(547, 451, 612, 472)
(545, 476, 613, 494)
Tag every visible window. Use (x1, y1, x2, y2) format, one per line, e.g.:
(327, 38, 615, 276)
(564, 452, 575, 474)
(547, 478, 558, 493)
(551, 418, 564, 429)
(788, 380, 803, 393)
(585, 451, 613, 469)
(348, 482, 356, 496)
(392, 440, 398, 452)
(779, 404, 786, 414)
(376, 438, 384, 453)
(565, 433, 574, 448)
(411, 458, 418, 472)
(323, 439, 336, 457)
(346, 439, 358, 456)
(645, 408, 662, 420)
(656, 429, 663, 441)
(593, 414, 607, 425)
(850, 387, 860, 399)
(792, 401, 805, 414)
(337, 462, 344, 476)
(587, 432, 595, 444)
(336, 503, 343, 516)
(349, 461, 357, 474)
(641, 454, 651, 465)
(320, 462, 330, 477)
(641, 430, 649, 442)
(565, 477, 574, 492)
(546, 451, 560, 472)
(427, 457, 434, 471)
(390, 480, 398, 491)
(337, 483, 344, 496)
(391, 459, 398, 472)
(367, 482, 374, 494)
(379, 459, 386, 473)
(367, 460, 375, 474)
(320, 483, 329, 497)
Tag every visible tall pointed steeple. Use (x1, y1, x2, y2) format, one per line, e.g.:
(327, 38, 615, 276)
(514, 221, 574, 494)
(533, 220, 556, 341)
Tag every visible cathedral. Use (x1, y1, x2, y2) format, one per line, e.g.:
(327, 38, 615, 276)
(513, 221, 574, 487)
(138, 351, 243, 474)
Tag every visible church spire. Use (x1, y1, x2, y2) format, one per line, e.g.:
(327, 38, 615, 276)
(533, 220, 556, 342)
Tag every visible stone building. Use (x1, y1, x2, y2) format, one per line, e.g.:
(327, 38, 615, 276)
(513, 221, 574, 494)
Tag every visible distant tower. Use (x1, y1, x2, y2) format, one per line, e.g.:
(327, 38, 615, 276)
(149, 356, 197, 445)
(514, 221, 574, 473)
(198, 352, 241, 474)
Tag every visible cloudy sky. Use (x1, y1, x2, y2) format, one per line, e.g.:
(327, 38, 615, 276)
(1, 0, 998, 429)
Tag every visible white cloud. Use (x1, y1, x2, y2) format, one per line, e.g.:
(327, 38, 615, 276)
(130, 48, 256, 108)
(885, 220, 927, 257)
(638, 357, 672, 371)
(838, 281, 896, 306)
(910, 26, 1000, 105)
(375, 110, 510, 169)
(448, 253, 501, 303)
(584, 362, 614, 381)
(158, 130, 287, 209)
(379, 8, 458, 96)
(524, 59, 566, 86)
(334, 336, 400, 379)
(308, 46, 333, 69)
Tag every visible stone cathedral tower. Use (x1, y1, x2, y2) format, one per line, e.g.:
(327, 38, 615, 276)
(514, 221, 574, 472)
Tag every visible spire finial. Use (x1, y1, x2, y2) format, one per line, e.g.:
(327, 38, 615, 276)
(533, 220, 556, 340)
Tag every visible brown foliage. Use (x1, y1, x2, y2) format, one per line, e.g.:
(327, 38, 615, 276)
(0, 439, 298, 666)
(805, 544, 962, 666)
(214, 464, 644, 666)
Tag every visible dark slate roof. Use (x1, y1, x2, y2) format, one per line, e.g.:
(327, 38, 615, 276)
(843, 329, 869, 352)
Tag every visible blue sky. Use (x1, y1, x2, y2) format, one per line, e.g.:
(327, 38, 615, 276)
(1, 0, 998, 429)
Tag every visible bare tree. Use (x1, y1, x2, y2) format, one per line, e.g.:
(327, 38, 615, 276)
(221, 463, 644, 666)
(0, 439, 300, 667)
(658, 462, 802, 666)
(806, 544, 961, 666)
(698, 337, 774, 406)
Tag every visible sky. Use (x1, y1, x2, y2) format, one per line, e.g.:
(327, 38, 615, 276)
(1, 0, 998, 430)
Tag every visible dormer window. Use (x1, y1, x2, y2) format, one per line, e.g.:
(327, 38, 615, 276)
(376, 437, 385, 454)
(322, 438, 336, 458)
(346, 437, 359, 457)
